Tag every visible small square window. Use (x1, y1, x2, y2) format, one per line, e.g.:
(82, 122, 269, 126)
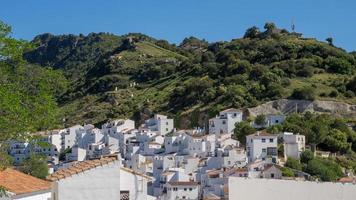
(269, 138, 273, 143)
(262, 138, 266, 143)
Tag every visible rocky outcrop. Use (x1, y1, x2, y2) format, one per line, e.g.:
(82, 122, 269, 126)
(247, 99, 356, 118)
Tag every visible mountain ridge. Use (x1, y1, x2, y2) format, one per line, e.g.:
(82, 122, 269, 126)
(24, 23, 356, 127)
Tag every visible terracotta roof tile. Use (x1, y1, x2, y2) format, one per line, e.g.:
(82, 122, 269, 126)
(47, 155, 119, 181)
(0, 168, 50, 195)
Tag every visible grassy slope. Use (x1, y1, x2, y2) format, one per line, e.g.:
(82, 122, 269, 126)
(47, 38, 356, 127)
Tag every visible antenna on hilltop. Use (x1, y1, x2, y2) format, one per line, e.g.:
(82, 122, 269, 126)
(291, 19, 296, 32)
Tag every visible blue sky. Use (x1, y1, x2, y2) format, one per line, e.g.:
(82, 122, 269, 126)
(1, 0, 356, 51)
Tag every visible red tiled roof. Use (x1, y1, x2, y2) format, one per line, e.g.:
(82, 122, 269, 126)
(47, 155, 119, 181)
(0, 168, 50, 195)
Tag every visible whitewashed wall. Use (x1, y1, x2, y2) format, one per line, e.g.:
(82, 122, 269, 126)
(229, 177, 356, 200)
(53, 161, 121, 200)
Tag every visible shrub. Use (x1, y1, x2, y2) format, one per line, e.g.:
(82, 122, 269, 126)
(306, 158, 343, 181)
(329, 90, 338, 97)
(300, 150, 314, 164)
(345, 90, 355, 98)
(285, 157, 303, 171)
(281, 167, 295, 177)
(291, 87, 316, 100)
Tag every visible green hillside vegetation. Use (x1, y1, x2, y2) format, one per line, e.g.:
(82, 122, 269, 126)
(0, 21, 66, 169)
(22, 22, 356, 128)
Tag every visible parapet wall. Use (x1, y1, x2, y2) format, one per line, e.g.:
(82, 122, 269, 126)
(229, 177, 356, 200)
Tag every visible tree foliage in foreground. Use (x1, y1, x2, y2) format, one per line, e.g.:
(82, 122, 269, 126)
(0, 21, 67, 169)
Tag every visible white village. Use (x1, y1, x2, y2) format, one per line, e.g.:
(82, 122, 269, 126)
(1, 109, 356, 200)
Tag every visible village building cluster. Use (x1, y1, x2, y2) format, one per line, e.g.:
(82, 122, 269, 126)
(3, 108, 350, 200)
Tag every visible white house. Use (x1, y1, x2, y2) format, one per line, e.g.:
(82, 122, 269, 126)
(47, 155, 122, 200)
(209, 108, 243, 135)
(283, 132, 305, 160)
(186, 134, 216, 157)
(164, 132, 189, 154)
(246, 131, 278, 163)
(9, 138, 59, 166)
(120, 167, 154, 200)
(101, 119, 135, 135)
(141, 114, 174, 136)
(0, 168, 51, 200)
(262, 164, 282, 179)
(164, 181, 199, 200)
(61, 125, 84, 150)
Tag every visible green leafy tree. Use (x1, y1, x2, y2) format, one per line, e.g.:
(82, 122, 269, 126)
(244, 26, 260, 39)
(254, 114, 266, 126)
(326, 37, 334, 46)
(233, 121, 255, 144)
(306, 158, 343, 181)
(324, 129, 350, 153)
(325, 56, 354, 75)
(300, 150, 314, 164)
(0, 21, 67, 169)
(20, 154, 49, 179)
(281, 167, 295, 177)
(285, 157, 303, 171)
(290, 86, 316, 100)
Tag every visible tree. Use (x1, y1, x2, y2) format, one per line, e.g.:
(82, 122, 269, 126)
(244, 26, 260, 39)
(264, 22, 277, 31)
(281, 167, 295, 177)
(20, 154, 49, 179)
(326, 37, 334, 46)
(300, 150, 314, 164)
(254, 114, 266, 126)
(290, 87, 316, 100)
(305, 158, 343, 181)
(285, 157, 303, 171)
(0, 21, 66, 170)
(325, 56, 354, 75)
(323, 129, 350, 153)
(346, 76, 356, 93)
(233, 121, 255, 144)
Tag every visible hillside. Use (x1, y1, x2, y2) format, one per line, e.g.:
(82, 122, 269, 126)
(24, 23, 356, 127)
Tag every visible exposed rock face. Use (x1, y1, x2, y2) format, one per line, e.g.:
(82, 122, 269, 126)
(247, 99, 356, 118)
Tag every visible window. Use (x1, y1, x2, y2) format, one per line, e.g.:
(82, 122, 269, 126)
(234, 113, 237, 117)
(189, 188, 193, 191)
(166, 128, 168, 131)
(269, 138, 274, 143)
(120, 191, 130, 200)
(262, 148, 266, 153)
(271, 173, 275, 178)
(184, 188, 187, 191)
(222, 120, 226, 124)
(262, 138, 266, 143)
(166, 122, 169, 125)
